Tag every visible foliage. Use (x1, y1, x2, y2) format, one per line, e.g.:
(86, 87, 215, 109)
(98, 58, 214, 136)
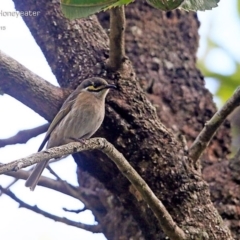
(180, 0, 220, 11)
(197, 0, 240, 104)
(61, 0, 220, 19)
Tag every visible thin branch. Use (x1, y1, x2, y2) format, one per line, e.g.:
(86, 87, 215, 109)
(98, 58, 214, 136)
(63, 206, 87, 213)
(0, 178, 18, 196)
(189, 87, 240, 164)
(0, 186, 102, 233)
(0, 165, 37, 195)
(4, 169, 97, 200)
(98, 140, 186, 240)
(0, 138, 186, 240)
(46, 165, 62, 181)
(0, 124, 49, 148)
(177, 133, 188, 153)
(4, 168, 101, 216)
(107, 6, 126, 71)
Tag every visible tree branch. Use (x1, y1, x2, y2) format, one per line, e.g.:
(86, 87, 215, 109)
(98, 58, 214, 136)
(0, 186, 102, 233)
(107, 6, 126, 71)
(4, 167, 107, 216)
(0, 50, 68, 121)
(189, 87, 240, 164)
(0, 138, 186, 240)
(13, 0, 109, 88)
(46, 165, 62, 181)
(0, 124, 49, 148)
(0, 178, 18, 196)
(4, 169, 97, 200)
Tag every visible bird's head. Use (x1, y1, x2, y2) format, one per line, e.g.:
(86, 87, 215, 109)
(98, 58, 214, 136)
(80, 77, 117, 99)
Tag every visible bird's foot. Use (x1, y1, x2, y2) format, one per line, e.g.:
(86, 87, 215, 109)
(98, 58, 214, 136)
(69, 137, 86, 144)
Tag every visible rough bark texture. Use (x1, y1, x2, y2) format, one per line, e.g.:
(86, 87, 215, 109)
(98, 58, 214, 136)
(12, 1, 109, 89)
(0, 51, 68, 121)
(7, 0, 238, 239)
(98, 4, 231, 165)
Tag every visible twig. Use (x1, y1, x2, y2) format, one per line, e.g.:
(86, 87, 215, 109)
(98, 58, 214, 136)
(189, 86, 240, 164)
(177, 133, 188, 153)
(63, 206, 87, 213)
(0, 138, 186, 240)
(0, 186, 102, 233)
(107, 6, 126, 71)
(46, 165, 62, 181)
(0, 178, 18, 196)
(4, 169, 97, 200)
(4, 168, 101, 215)
(0, 124, 49, 148)
(0, 164, 38, 195)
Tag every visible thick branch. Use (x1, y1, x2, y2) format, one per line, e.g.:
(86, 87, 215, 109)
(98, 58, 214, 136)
(189, 87, 240, 163)
(1, 138, 186, 240)
(13, 0, 109, 89)
(107, 7, 126, 71)
(0, 50, 67, 121)
(0, 186, 102, 233)
(0, 124, 49, 148)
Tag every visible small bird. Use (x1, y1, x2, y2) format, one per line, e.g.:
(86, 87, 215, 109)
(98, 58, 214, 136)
(25, 77, 116, 191)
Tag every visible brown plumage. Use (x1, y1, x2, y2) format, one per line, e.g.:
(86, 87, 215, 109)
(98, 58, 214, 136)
(25, 77, 116, 191)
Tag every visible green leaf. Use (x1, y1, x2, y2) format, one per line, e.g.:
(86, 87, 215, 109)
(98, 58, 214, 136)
(197, 60, 240, 103)
(237, 0, 240, 18)
(61, 0, 132, 19)
(61, 0, 117, 19)
(103, 0, 133, 10)
(180, 0, 220, 11)
(146, 0, 184, 11)
(214, 73, 238, 103)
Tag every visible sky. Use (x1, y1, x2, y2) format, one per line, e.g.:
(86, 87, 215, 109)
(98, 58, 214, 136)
(197, 0, 240, 103)
(0, 0, 239, 239)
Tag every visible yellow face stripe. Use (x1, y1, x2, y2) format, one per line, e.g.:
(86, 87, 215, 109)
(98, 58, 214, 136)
(87, 85, 105, 92)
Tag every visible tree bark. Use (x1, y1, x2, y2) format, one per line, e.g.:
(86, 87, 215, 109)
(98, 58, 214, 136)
(4, 0, 237, 239)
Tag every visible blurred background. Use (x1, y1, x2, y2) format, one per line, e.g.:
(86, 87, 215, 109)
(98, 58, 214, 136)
(0, 0, 239, 239)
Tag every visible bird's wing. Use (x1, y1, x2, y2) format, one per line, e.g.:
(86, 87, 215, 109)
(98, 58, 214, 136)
(38, 85, 83, 152)
(38, 98, 77, 152)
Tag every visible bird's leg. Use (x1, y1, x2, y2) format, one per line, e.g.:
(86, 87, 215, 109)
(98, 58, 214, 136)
(69, 132, 90, 144)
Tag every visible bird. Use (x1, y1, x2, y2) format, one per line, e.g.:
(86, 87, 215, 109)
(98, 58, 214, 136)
(25, 77, 116, 191)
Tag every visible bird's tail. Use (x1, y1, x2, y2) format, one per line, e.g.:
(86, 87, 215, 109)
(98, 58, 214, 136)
(25, 160, 49, 191)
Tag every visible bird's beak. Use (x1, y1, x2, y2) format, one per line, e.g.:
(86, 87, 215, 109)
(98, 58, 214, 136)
(105, 84, 117, 90)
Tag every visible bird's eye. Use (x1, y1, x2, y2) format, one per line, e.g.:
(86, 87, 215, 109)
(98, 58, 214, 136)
(87, 85, 104, 92)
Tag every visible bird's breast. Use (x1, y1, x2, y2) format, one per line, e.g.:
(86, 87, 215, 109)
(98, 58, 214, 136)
(48, 94, 105, 148)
